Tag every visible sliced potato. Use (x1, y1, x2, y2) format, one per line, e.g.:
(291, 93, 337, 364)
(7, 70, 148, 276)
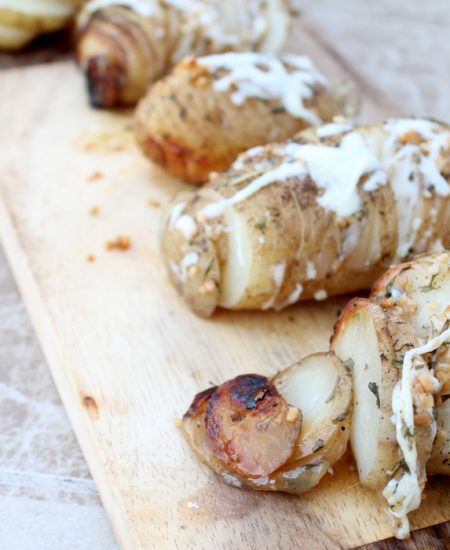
(0, 22, 35, 49)
(273, 352, 352, 464)
(181, 352, 352, 494)
(428, 398, 450, 475)
(370, 251, 450, 339)
(331, 298, 400, 489)
(205, 374, 302, 477)
(0, 0, 76, 33)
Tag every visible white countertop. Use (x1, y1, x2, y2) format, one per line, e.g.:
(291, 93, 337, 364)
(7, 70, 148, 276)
(1, 1, 449, 548)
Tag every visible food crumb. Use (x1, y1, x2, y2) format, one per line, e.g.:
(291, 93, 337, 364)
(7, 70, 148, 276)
(87, 254, 96, 262)
(147, 198, 161, 208)
(87, 170, 103, 182)
(89, 206, 100, 216)
(286, 406, 300, 423)
(173, 417, 182, 428)
(105, 235, 131, 251)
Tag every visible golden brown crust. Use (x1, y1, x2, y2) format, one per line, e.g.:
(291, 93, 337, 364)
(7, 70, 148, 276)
(134, 59, 337, 183)
(205, 374, 301, 477)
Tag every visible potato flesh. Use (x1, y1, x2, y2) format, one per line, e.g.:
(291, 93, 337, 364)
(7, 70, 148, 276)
(333, 307, 381, 482)
(274, 352, 351, 458)
(219, 207, 252, 308)
(0, 22, 34, 49)
(0, 0, 75, 30)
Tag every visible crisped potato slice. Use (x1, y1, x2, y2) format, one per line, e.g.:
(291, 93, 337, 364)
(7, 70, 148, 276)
(181, 352, 352, 494)
(428, 399, 450, 475)
(331, 299, 400, 489)
(205, 374, 302, 477)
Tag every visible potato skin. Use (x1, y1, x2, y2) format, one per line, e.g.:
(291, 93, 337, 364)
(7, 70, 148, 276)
(205, 375, 301, 477)
(135, 57, 338, 183)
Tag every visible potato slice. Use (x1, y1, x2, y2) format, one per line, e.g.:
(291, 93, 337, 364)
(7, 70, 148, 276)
(0, 22, 35, 49)
(0, 0, 76, 33)
(181, 352, 352, 494)
(205, 374, 302, 477)
(428, 398, 450, 475)
(370, 251, 450, 339)
(273, 352, 352, 464)
(331, 298, 401, 489)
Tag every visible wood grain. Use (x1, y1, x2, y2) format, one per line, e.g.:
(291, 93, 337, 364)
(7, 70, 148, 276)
(0, 17, 448, 550)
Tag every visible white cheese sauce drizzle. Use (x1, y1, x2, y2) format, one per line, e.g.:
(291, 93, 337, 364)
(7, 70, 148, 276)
(201, 131, 385, 219)
(261, 261, 286, 310)
(383, 326, 450, 539)
(197, 52, 327, 124)
(381, 119, 450, 259)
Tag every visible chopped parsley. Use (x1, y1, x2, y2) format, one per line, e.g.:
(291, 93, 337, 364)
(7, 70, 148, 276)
(343, 357, 354, 373)
(368, 382, 380, 409)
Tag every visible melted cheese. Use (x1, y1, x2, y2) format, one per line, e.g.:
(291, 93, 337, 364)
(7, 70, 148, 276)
(197, 52, 327, 124)
(383, 326, 450, 539)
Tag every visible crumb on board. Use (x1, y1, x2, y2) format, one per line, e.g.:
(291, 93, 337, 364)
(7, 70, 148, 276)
(87, 254, 96, 262)
(173, 417, 182, 429)
(87, 170, 103, 182)
(89, 206, 100, 216)
(147, 198, 161, 208)
(105, 235, 131, 251)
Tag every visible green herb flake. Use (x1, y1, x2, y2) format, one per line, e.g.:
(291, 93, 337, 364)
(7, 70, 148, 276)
(312, 439, 325, 453)
(343, 357, 354, 373)
(204, 257, 215, 277)
(420, 272, 442, 293)
(332, 408, 350, 424)
(385, 281, 394, 298)
(271, 106, 285, 114)
(255, 218, 266, 232)
(368, 382, 380, 409)
(401, 418, 414, 443)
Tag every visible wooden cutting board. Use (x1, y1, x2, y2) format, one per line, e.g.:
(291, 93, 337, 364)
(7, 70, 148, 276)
(0, 19, 449, 550)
